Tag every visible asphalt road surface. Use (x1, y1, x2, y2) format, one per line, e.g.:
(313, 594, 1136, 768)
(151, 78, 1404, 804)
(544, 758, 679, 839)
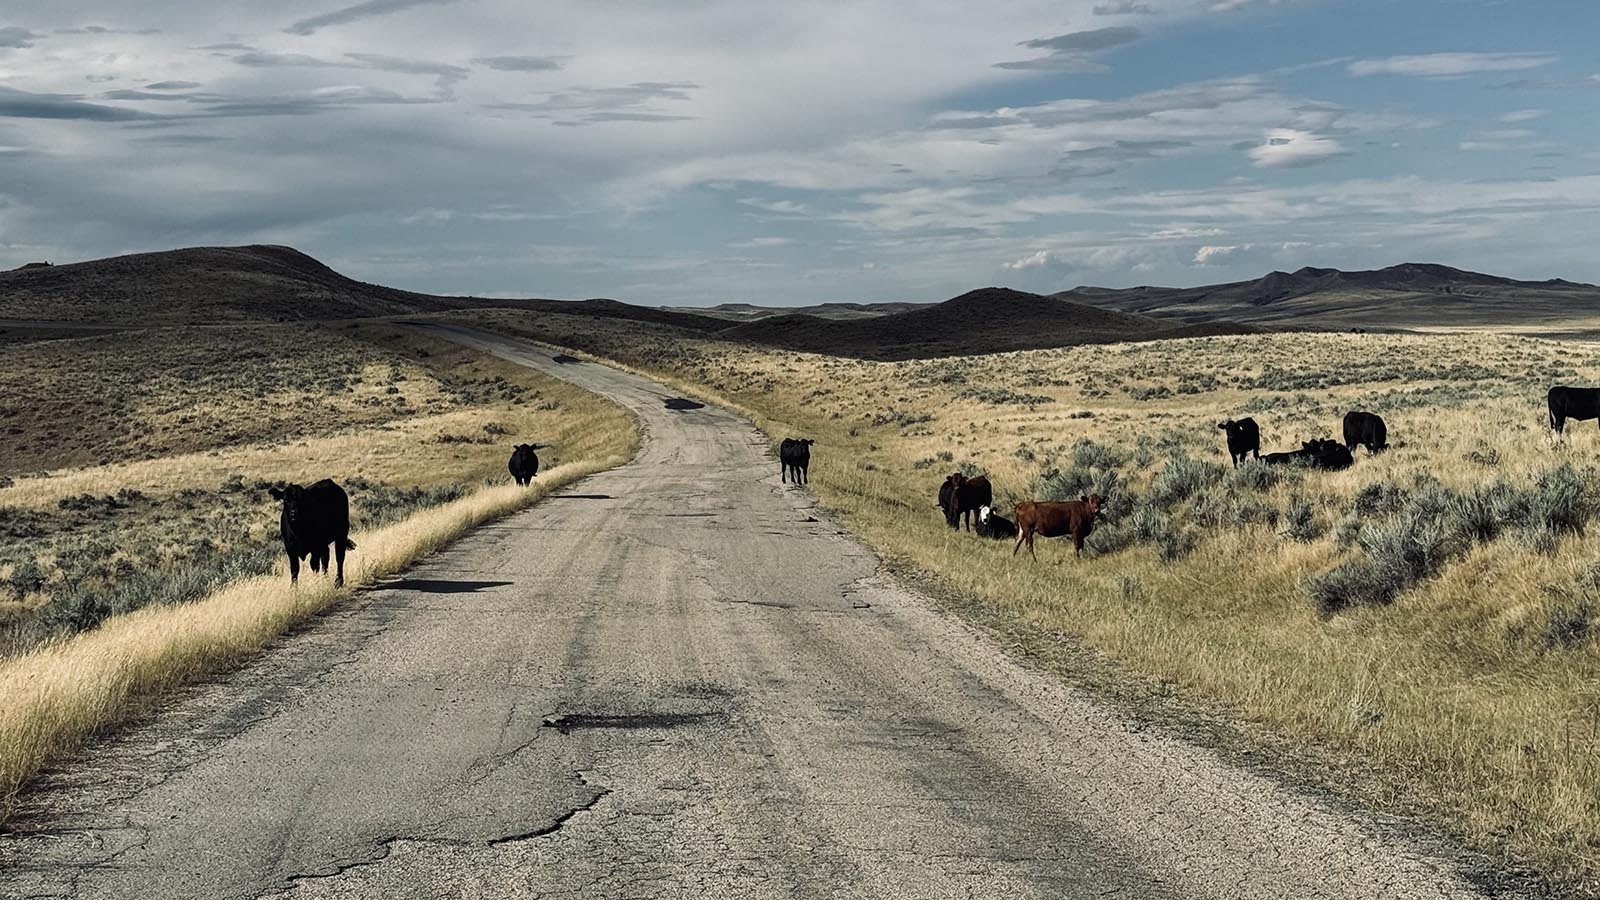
(0, 326, 1508, 899)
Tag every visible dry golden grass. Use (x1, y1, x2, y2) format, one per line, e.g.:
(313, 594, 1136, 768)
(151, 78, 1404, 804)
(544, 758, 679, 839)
(461, 308, 1600, 892)
(0, 320, 639, 820)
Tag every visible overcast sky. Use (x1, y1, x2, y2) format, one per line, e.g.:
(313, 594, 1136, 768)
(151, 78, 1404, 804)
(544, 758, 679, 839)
(0, 0, 1596, 305)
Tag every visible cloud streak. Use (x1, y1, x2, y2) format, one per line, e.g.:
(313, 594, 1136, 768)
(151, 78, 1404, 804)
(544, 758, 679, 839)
(1349, 52, 1557, 77)
(284, 0, 458, 36)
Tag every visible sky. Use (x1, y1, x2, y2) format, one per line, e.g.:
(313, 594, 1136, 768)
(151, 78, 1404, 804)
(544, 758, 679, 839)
(0, 0, 1596, 306)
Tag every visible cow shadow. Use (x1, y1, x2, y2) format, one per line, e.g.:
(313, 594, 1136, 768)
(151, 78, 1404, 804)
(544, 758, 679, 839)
(382, 579, 514, 594)
(663, 397, 705, 410)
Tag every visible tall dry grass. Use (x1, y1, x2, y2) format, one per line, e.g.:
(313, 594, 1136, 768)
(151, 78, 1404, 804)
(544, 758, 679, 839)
(465, 311, 1600, 892)
(0, 453, 631, 820)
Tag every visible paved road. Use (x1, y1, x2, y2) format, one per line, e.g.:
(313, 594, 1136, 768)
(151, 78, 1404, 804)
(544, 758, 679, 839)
(0, 327, 1503, 899)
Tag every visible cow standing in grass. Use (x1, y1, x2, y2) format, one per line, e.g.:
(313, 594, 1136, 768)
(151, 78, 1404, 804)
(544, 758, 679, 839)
(509, 443, 541, 486)
(940, 473, 992, 531)
(1013, 495, 1103, 560)
(1548, 386, 1600, 434)
(1217, 418, 1259, 468)
(269, 479, 355, 587)
(1342, 411, 1388, 454)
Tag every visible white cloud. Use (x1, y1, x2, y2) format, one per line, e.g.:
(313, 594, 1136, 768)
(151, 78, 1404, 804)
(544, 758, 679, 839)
(727, 236, 792, 248)
(1348, 52, 1557, 78)
(1500, 108, 1547, 123)
(1005, 249, 1053, 269)
(1194, 244, 1245, 264)
(1247, 128, 1347, 168)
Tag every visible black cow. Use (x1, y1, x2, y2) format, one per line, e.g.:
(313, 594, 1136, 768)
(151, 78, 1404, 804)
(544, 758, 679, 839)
(1548, 386, 1600, 434)
(1261, 439, 1352, 471)
(1304, 438, 1354, 471)
(1342, 411, 1388, 454)
(1217, 418, 1260, 468)
(939, 473, 993, 531)
(509, 443, 540, 486)
(269, 479, 355, 587)
(780, 437, 814, 484)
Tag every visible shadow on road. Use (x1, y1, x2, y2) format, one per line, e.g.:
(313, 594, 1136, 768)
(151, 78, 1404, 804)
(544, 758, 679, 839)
(382, 579, 515, 594)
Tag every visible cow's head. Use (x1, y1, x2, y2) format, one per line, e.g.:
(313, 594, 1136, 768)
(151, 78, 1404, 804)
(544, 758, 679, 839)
(1217, 420, 1233, 431)
(1083, 493, 1104, 518)
(978, 504, 992, 524)
(269, 483, 307, 527)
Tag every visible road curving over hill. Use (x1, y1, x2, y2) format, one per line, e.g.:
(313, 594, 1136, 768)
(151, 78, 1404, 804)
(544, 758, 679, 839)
(0, 326, 1512, 899)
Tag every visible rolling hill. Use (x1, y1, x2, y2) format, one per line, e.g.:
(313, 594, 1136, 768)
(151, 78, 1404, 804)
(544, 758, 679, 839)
(715, 287, 1259, 360)
(664, 301, 933, 322)
(1052, 263, 1600, 330)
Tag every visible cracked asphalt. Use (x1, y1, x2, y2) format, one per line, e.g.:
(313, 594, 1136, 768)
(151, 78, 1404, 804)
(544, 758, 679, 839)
(0, 326, 1511, 899)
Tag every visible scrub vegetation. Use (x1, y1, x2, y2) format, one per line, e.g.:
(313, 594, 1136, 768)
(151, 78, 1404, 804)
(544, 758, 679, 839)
(462, 306, 1600, 891)
(0, 322, 638, 817)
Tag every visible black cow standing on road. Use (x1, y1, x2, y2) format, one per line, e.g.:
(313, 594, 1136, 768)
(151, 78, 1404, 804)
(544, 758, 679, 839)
(509, 443, 541, 486)
(1342, 411, 1388, 454)
(1548, 386, 1600, 434)
(269, 479, 355, 587)
(1217, 418, 1260, 468)
(781, 438, 814, 484)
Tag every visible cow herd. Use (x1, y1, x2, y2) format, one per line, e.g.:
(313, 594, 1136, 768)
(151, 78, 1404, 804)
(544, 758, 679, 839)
(927, 409, 1394, 561)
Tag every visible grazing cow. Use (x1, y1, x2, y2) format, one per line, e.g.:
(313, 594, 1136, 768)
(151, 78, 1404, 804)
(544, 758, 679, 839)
(508, 443, 540, 486)
(1013, 495, 1103, 560)
(939, 473, 993, 531)
(1548, 386, 1600, 434)
(1342, 411, 1388, 454)
(780, 437, 814, 484)
(268, 479, 355, 587)
(977, 505, 1017, 540)
(1217, 418, 1260, 468)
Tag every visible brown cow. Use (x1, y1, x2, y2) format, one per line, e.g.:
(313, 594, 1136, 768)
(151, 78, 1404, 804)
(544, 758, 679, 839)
(939, 473, 992, 531)
(1013, 494, 1103, 560)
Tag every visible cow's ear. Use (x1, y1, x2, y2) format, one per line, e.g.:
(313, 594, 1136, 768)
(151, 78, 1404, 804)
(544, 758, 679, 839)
(268, 486, 284, 500)
(1080, 494, 1089, 502)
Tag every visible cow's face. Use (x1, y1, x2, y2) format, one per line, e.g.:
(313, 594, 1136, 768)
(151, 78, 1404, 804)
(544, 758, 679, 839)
(978, 505, 992, 524)
(1085, 494, 1104, 517)
(269, 483, 307, 526)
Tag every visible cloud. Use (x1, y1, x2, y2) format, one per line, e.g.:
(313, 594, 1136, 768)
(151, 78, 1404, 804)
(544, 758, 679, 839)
(0, 27, 40, 49)
(1499, 108, 1546, 123)
(728, 236, 792, 248)
(997, 26, 1139, 71)
(145, 81, 202, 91)
(1005, 249, 1053, 269)
(1208, 0, 1290, 11)
(0, 86, 165, 121)
(1348, 52, 1557, 78)
(487, 81, 698, 125)
(285, 0, 458, 36)
(1194, 244, 1245, 264)
(1020, 26, 1141, 53)
(1093, 1, 1157, 14)
(1247, 128, 1347, 167)
(472, 56, 561, 72)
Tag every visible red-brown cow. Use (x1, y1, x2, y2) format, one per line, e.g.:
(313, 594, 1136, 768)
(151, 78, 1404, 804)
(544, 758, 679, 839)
(1012, 494, 1103, 560)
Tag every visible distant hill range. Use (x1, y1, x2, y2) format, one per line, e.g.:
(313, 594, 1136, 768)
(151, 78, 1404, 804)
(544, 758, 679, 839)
(1052, 263, 1600, 330)
(4, 246, 1595, 359)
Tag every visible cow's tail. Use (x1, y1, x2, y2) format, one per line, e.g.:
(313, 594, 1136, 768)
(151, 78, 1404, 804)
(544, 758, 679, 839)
(342, 538, 357, 551)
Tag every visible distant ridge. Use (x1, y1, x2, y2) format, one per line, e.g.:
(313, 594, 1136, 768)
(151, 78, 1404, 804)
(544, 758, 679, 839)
(1051, 262, 1600, 328)
(715, 287, 1260, 360)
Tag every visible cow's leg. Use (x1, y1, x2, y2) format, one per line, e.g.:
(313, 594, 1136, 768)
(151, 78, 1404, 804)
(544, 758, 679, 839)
(802, 464, 808, 485)
(334, 540, 347, 588)
(1013, 529, 1026, 556)
(1074, 532, 1084, 557)
(288, 552, 299, 585)
(781, 463, 788, 483)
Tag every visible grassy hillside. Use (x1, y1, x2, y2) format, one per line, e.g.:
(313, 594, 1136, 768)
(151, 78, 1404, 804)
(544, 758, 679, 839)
(460, 306, 1600, 893)
(0, 323, 636, 655)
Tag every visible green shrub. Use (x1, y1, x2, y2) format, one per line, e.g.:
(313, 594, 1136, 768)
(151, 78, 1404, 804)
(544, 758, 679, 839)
(1149, 453, 1226, 508)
